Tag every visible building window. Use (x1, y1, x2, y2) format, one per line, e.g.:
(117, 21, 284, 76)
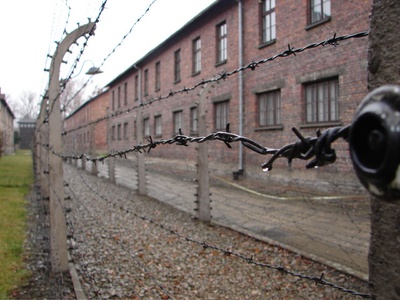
(173, 110, 183, 135)
(310, 0, 331, 24)
(174, 49, 181, 83)
(124, 82, 128, 105)
(214, 101, 229, 131)
(155, 61, 161, 91)
(118, 86, 121, 108)
(216, 22, 227, 64)
(135, 75, 139, 101)
(154, 115, 162, 136)
(144, 69, 149, 96)
(190, 107, 198, 134)
(261, 0, 276, 44)
(117, 124, 121, 140)
(258, 90, 281, 126)
(305, 77, 338, 123)
(192, 37, 201, 74)
(123, 122, 128, 140)
(143, 118, 150, 137)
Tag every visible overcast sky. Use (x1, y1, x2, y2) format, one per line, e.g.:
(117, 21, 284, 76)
(0, 0, 215, 113)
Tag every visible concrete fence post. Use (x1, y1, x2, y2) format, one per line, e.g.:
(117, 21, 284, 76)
(136, 107, 147, 195)
(90, 124, 98, 176)
(348, 1, 400, 298)
(108, 156, 116, 183)
(37, 96, 49, 201)
(47, 22, 95, 273)
(195, 84, 211, 222)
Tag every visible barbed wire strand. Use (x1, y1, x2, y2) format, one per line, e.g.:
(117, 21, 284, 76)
(49, 124, 350, 171)
(65, 179, 173, 299)
(62, 31, 368, 136)
(72, 165, 370, 298)
(62, 0, 159, 113)
(36, 0, 108, 135)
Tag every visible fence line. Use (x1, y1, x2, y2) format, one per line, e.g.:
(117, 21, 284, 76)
(33, 25, 374, 298)
(68, 165, 370, 298)
(48, 124, 350, 172)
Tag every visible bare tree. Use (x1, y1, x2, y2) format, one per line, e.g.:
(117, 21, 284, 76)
(13, 91, 39, 119)
(60, 78, 87, 117)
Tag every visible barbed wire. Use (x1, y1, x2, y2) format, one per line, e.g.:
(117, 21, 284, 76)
(36, 0, 108, 135)
(72, 166, 370, 298)
(65, 179, 173, 299)
(62, 30, 368, 136)
(48, 123, 350, 171)
(62, 0, 159, 113)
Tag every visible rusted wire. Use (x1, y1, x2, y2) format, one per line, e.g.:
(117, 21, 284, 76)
(46, 124, 350, 171)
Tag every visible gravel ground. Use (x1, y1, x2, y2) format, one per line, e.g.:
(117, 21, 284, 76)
(14, 164, 370, 299)
(11, 186, 75, 299)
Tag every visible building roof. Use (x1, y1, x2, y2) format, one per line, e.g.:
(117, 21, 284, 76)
(18, 114, 37, 124)
(105, 0, 227, 87)
(0, 94, 15, 120)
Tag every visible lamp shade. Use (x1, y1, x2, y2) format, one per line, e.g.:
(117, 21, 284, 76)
(86, 67, 103, 75)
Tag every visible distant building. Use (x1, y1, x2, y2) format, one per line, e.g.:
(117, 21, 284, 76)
(0, 87, 15, 155)
(18, 115, 36, 150)
(64, 0, 372, 192)
(64, 90, 109, 155)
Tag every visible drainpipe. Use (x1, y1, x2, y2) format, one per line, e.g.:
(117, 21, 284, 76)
(238, 0, 244, 173)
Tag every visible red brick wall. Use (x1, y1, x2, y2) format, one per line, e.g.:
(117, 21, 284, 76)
(105, 0, 372, 187)
(64, 90, 109, 155)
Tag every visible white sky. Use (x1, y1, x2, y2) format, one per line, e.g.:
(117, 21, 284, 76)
(0, 0, 215, 114)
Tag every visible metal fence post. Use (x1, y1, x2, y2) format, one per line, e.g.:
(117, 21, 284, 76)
(349, 1, 400, 297)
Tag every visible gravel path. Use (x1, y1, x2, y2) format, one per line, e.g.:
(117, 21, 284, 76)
(62, 164, 369, 299)
(13, 164, 370, 299)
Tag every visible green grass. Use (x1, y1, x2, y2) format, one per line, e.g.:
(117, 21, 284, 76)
(0, 150, 33, 299)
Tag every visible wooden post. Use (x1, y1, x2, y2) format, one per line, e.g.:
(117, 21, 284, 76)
(349, 1, 400, 298)
(196, 85, 211, 222)
(47, 22, 95, 272)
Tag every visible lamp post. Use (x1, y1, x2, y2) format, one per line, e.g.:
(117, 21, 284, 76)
(47, 22, 96, 272)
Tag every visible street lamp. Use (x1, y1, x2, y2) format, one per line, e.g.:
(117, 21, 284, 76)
(86, 66, 103, 75)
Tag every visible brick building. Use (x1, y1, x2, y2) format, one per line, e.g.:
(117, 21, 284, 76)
(0, 88, 15, 155)
(77, 0, 372, 190)
(64, 90, 109, 155)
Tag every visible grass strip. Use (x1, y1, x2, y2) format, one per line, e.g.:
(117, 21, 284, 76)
(0, 150, 33, 299)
